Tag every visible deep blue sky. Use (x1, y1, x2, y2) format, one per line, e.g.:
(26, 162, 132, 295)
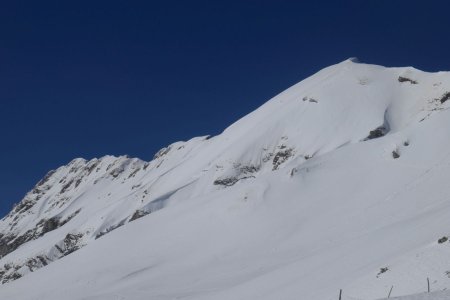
(1, 0, 450, 217)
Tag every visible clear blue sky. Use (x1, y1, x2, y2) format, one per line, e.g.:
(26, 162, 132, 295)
(1, 0, 450, 217)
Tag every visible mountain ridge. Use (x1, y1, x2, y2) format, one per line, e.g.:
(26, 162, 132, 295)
(2, 59, 450, 299)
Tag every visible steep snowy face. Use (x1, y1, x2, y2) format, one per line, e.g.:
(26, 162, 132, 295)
(218, 60, 448, 153)
(147, 59, 450, 194)
(1, 59, 450, 299)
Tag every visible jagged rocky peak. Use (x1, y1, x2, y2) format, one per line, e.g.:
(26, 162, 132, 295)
(0, 154, 154, 283)
(0, 140, 219, 283)
(0, 155, 146, 250)
(4, 156, 134, 218)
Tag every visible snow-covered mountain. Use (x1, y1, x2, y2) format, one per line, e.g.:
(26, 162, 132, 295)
(2, 59, 450, 299)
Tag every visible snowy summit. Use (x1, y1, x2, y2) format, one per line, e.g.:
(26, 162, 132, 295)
(2, 59, 450, 300)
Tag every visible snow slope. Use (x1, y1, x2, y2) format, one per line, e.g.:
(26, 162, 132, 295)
(2, 59, 450, 299)
(382, 290, 450, 300)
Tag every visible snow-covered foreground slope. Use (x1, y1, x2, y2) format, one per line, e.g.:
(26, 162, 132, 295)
(2, 59, 450, 299)
(382, 290, 450, 300)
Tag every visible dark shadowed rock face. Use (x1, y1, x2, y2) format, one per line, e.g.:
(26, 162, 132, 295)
(0, 208, 82, 260)
(0, 230, 39, 259)
(56, 233, 85, 256)
(213, 177, 239, 187)
(364, 126, 388, 140)
(41, 217, 60, 234)
(272, 148, 294, 170)
(213, 163, 260, 187)
(0, 235, 15, 258)
(0, 231, 87, 284)
(439, 92, 450, 104)
(11, 198, 38, 216)
(398, 76, 418, 84)
(130, 209, 151, 222)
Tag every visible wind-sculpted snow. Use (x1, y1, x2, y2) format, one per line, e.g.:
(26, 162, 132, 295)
(1, 59, 450, 299)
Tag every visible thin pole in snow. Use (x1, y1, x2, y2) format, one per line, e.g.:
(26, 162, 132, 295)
(339, 289, 342, 300)
(427, 277, 430, 293)
(388, 285, 393, 298)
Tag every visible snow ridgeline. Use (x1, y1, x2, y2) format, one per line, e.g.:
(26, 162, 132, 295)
(1, 59, 450, 299)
